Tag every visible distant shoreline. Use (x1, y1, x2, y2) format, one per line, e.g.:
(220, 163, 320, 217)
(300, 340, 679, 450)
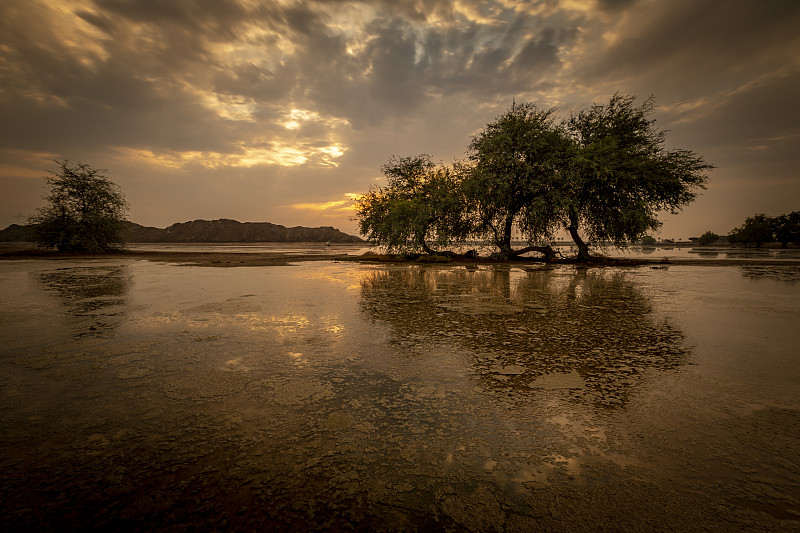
(2, 244, 800, 268)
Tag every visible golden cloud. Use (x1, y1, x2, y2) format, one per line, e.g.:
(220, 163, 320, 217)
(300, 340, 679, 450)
(289, 193, 361, 215)
(116, 142, 346, 169)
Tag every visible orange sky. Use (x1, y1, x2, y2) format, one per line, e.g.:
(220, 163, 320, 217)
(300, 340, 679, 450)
(2, 0, 799, 239)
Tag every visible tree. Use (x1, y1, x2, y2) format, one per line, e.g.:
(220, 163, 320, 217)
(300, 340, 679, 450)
(697, 231, 719, 246)
(564, 94, 713, 260)
(30, 161, 128, 252)
(464, 102, 570, 259)
(355, 95, 712, 262)
(354, 155, 469, 254)
(728, 214, 774, 247)
(774, 211, 800, 248)
(641, 235, 657, 246)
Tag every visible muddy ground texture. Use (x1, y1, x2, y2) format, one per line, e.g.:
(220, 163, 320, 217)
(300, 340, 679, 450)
(1, 251, 799, 531)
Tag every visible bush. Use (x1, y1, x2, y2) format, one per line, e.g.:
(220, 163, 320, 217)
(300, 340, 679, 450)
(30, 161, 128, 252)
(697, 231, 719, 246)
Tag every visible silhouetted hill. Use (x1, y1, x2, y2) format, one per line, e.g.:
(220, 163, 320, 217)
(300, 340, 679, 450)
(125, 219, 363, 243)
(0, 223, 38, 242)
(1, 219, 363, 243)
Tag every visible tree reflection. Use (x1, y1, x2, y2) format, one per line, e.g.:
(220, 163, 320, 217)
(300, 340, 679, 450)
(35, 265, 132, 337)
(740, 265, 800, 282)
(360, 265, 689, 407)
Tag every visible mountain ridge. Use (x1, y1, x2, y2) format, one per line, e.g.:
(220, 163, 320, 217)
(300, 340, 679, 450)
(0, 219, 363, 244)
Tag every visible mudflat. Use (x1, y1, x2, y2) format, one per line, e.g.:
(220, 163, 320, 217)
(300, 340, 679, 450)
(1, 254, 799, 530)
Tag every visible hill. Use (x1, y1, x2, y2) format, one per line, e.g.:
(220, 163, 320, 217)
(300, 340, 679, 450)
(0, 219, 363, 244)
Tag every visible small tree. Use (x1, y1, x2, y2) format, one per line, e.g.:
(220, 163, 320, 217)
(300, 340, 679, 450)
(774, 212, 800, 248)
(697, 231, 719, 246)
(354, 155, 469, 254)
(30, 161, 128, 252)
(728, 214, 774, 248)
(641, 235, 657, 246)
(564, 94, 713, 260)
(464, 102, 569, 259)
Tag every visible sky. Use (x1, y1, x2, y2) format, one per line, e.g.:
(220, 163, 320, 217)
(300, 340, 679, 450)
(1, 0, 799, 240)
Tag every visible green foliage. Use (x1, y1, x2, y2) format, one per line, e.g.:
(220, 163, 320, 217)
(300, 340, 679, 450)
(355, 94, 712, 261)
(697, 231, 719, 245)
(30, 161, 128, 252)
(464, 102, 569, 256)
(564, 94, 713, 257)
(728, 214, 775, 247)
(353, 155, 469, 254)
(641, 235, 657, 245)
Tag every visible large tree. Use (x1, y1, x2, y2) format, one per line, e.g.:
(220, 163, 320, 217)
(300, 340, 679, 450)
(564, 94, 713, 260)
(30, 161, 128, 252)
(354, 155, 469, 254)
(465, 102, 570, 259)
(356, 95, 711, 262)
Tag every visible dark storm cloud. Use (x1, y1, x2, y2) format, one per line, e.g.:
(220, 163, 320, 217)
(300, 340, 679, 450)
(665, 68, 800, 185)
(0, 0, 578, 150)
(0, 1, 243, 153)
(581, 0, 800, 91)
(91, 0, 252, 40)
(299, 7, 574, 127)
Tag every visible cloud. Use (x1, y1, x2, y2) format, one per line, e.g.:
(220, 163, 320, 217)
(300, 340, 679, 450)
(575, 0, 800, 94)
(290, 192, 361, 217)
(1, 0, 798, 237)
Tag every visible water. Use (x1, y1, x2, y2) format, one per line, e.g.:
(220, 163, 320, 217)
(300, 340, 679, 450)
(1, 258, 799, 530)
(123, 241, 800, 262)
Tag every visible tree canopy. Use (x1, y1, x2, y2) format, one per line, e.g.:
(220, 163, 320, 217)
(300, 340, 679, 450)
(354, 155, 469, 254)
(354, 95, 713, 261)
(465, 102, 569, 259)
(727, 212, 800, 248)
(563, 94, 712, 259)
(30, 161, 128, 252)
(697, 231, 719, 246)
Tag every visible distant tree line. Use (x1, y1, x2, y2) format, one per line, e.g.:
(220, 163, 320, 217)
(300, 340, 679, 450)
(355, 94, 713, 261)
(697, 231, 719, 246)
(725, 212, 800, 248)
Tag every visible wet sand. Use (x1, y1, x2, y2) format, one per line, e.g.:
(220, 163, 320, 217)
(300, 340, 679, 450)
(1, 256, 799, 530)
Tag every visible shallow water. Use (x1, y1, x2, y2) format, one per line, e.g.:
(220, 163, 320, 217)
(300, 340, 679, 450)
(122, 241, 800, 262)
(1, 259, 799, 530)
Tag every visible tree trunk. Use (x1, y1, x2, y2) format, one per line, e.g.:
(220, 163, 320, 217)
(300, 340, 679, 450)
(493, 213, 555, 261)
(418, 233, 435, 255)
(496, 215, 514, 257)
(567, 215, 591, 261)
(507, 245, 555, 261)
